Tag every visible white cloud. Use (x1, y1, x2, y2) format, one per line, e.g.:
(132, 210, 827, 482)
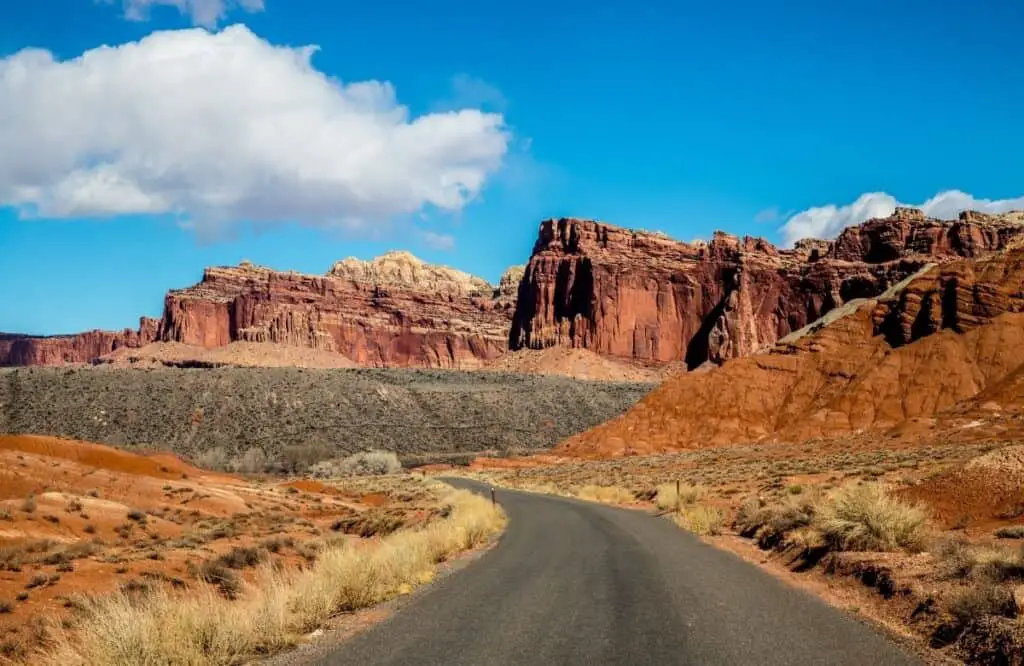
(779, 190, 1024, 246)
(419, 230, 456, 251)
(111, 0, 264, 28)
(0, 25, 510, 233)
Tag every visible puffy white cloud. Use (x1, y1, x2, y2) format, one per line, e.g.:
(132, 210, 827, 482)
(780, 190, 1024, 246)
(0, 25, 510, 233)
(110, 0, 264, 28)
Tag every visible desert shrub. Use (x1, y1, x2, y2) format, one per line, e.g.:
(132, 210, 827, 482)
(192, 447, 230, 472)
(0, 546, 25, 572)
(193, 561, 242, 599)
(21, 495, 36, 514)
(232, 447, 270, 474)
(575, 485, 635, 504)
(675, 505, 724, 536)
(214, 547, 267, 570)
(734, 496, 768, 536)
(734, 495, 815, 549)
(995, 525, 1024, 540)
(939, 540, 1024, 583)
(26, 575, 48, 589)
(331, 510, 406, 537)
(948, 583, 1017, 629)
(655, 482, 704, 510)
(814, 483, 929, 552)
(311, 450, 402, 478)
(260, 537, 294, 554)
(279, 443, 333, 474)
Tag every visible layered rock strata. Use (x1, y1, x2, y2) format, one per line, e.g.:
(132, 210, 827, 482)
(510, 208, 1024, 367)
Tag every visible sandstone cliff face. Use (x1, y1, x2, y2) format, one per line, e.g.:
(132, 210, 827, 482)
(2, 253, 517, 369)
(511, 208, 1024, 368)
(157, 252, 516, 369)
(6, 208, 1022, 370)
(556, 246, 1024, 456)
(0, 321, 158, 367)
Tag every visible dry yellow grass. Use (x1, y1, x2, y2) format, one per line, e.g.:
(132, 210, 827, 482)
(655, 482, 704, 511)
(673, 505, 724, 536)
(40, 488, 505, 666)
(814, 483, 930, 552)
(574, 485, 634, 504)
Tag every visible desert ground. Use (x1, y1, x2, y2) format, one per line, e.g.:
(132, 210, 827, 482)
(0, 434, 504, 663)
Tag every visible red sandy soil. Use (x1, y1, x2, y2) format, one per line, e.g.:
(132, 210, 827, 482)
(483, 347, 672, 382)
(901, 445, 1024, 531)
(0, 435, 405, 658)
(98, 341, 358, 369)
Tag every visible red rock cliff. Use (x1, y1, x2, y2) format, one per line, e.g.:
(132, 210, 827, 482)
(2, 252, 519, 369)
(557, 245, 1024, 456)
(157, 252, 518, 369)
(0, 320, 159, 367)
(510, 208, 1024, 368)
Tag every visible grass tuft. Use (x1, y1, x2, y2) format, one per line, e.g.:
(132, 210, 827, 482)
(575, 485, 635, 504)
(654, 482, 704, 511)
(814, 484, 929, 553)
(674, 505, 724, 536)
(995, 525, 1024, 540)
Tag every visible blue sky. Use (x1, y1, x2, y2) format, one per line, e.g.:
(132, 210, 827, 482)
(2, 0, 1023, 335)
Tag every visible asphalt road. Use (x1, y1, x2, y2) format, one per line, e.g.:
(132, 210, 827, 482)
(318, 478, 917, 666)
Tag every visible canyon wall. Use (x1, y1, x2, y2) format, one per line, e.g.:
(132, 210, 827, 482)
(2, 253, 519, 369)
(510, 208, 1024, 368)
(556, 245, 1024, 456)
(4, 208, 1022, 369)
(0, 321, 159, 367)
(158, 252, 518, 369)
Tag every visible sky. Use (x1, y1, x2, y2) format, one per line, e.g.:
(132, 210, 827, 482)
(2, 0, 1023, 335)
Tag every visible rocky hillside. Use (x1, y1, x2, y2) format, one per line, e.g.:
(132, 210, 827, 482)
(511, 208, 1024, 368)
(556, 244, 1024, 456)
(0, 367, 653, 464)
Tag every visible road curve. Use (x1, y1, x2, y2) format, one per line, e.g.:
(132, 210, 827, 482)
(317, 478, 916, 666)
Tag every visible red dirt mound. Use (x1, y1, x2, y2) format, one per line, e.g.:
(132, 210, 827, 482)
(901, 445, 1024, 530)
(0, 434, 206, 483)
(557, 248, 1024, 457)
